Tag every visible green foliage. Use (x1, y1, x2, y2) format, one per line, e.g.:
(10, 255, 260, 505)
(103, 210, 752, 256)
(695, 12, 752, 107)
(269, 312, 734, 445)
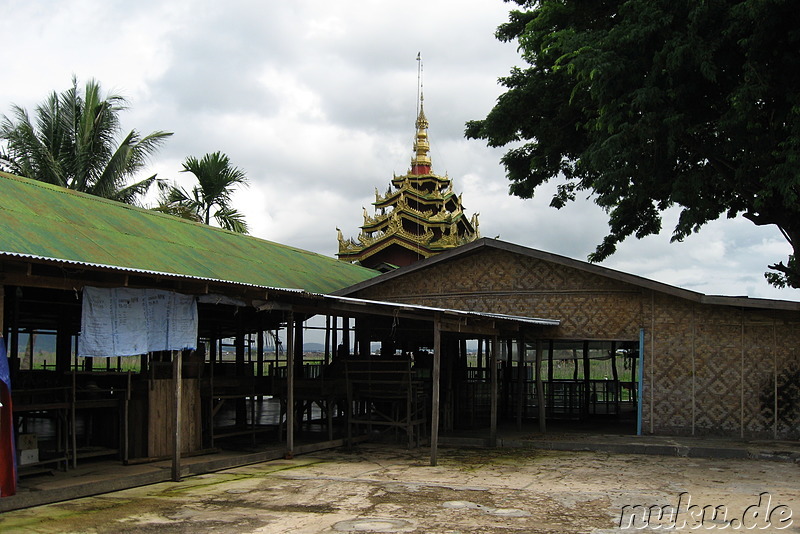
(467, 0, 800, 288)
(0, 77, 172, 205)
(156, 151, 250, 233)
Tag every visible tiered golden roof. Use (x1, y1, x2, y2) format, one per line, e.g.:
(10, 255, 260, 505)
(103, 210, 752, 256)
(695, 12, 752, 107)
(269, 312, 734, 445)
(337, 97, 480, 270)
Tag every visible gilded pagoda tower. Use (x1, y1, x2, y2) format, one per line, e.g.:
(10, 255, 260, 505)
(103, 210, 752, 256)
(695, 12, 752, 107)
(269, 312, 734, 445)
(337, 97, 480, 271)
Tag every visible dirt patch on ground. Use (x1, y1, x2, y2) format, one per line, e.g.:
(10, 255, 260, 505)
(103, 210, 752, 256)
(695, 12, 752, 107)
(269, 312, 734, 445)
(1, 444, 798, 533)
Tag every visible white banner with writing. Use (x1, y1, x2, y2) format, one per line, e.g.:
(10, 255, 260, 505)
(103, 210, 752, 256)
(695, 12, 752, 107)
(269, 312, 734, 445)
(80, 287, 198, 357)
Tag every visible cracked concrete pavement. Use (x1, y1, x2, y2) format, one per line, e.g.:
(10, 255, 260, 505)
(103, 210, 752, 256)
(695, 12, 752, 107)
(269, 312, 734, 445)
(1, 443, 798, 533)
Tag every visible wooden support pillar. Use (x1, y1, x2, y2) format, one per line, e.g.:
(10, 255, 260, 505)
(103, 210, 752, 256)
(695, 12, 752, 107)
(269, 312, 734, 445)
(547, 339, 554, 415)
(583, 341, 591, 417)
(477, 338, 484, 377)
(324, 315, 331, 365)
(343, 317, 350, 355)
(285, 312, 295, 458)
(235, 330, 246, 426)
(9, 287, 19, 377)
(536, 339, 546, 433)
(256, 330, 265, 379)
(631, 348, 638, 407)
(294, 317, 306, 426)
(172, 350, 183, 481)
(610, 341, 619, 412)
(459, 338, 467, 377)
(209, 336, 217, 364)
(0, 285, 4, 339)
(356, 320, 370, 358)
(293, 318, 304, 377)
(430, 314, 442, 466)
(516, 335, 525, 430)
(490, 335, 498, 447)
(331, 316, 338, 361)
(572, 348, 579, 380)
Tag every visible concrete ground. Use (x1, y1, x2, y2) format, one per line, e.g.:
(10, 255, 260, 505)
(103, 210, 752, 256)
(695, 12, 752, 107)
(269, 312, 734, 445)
(1, 442, 798, 533)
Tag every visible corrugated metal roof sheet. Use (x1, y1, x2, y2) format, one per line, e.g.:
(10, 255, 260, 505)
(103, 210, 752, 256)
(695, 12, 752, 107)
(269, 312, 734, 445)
(0, 172, 379, 293)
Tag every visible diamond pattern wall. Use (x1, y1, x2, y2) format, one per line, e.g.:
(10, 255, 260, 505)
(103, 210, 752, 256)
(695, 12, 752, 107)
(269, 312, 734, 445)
(351, 245, 800, 438)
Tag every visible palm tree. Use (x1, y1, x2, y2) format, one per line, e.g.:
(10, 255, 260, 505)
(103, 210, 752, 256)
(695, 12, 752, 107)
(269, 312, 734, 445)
(155, 152, 249, 233)
(0, 77, 171, 205)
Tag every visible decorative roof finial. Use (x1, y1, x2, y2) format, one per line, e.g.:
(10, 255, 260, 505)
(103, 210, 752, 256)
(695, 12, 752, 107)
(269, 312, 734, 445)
(411, 53, 431, 175)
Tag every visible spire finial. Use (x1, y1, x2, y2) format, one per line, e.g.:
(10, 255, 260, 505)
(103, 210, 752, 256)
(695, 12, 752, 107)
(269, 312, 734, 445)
(411, 53, 431, 175)
(416, 52, 422, 118)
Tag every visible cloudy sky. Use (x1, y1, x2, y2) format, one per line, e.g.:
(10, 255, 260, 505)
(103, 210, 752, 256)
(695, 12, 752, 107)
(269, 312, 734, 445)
(1, 0, 797, 301)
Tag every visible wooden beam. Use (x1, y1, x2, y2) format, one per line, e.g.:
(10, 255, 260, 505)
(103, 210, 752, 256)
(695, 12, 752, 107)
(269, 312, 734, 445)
(438, 318, 499, 336)
(430, 314, 442, 466)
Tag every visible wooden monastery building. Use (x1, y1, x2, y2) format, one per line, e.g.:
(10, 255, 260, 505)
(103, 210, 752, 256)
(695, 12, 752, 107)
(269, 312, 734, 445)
(1, 99, 799, 505)
(338, 238, 800, 441)
(0, 169, 553, 505)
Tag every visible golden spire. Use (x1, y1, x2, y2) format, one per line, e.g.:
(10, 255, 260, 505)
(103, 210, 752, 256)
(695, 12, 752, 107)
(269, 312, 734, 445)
(410, 52, 431, 175)
(410, 94, 432, 174)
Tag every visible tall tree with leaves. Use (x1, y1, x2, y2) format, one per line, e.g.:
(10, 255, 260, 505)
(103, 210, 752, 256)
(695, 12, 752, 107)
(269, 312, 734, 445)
(466, 0, 800, 288)
(156, 151, 249, 233)
(0, 77, 172, 204)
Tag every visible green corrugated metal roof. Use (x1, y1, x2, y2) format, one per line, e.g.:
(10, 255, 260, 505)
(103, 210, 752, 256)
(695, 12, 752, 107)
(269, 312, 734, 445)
(0, 171, 379, 293)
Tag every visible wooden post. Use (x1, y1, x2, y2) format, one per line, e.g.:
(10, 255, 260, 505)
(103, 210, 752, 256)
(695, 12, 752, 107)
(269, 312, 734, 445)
(516, 335, 525, 430)
(257, 330, 265, 381)
(490, 335, 498, 447)
(10, 288, 19, 377)
(71, 368, 77, 468)
(536, 339, 546, 433)
(172, 350, 183, 481)
(610, 341, 619, 413)
(343, 317, 350, 355)
(285, 312, 295, 458)
(572, 348, 578, 380)
(477, 338, 483, 378)
(583, 341, 591, 417)
(430, 314, 442, 466)
(324, 315, 331, 365)
(332, 316, 338, 361)
(0, 285, 4, 337)
(124, 371, 131, 463)
(56, 308, 71, 374)
(235, 330, 246, 426)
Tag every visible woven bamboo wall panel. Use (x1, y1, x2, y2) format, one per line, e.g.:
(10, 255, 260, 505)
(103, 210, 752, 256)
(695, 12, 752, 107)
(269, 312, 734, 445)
(352, 245, 800, 438)
(651, 324, 693, 433)
(357, 248, 644, 339)
(692, 323, 742, 434)
(648, 293, 692, 434)
(775, 322, 800, 438)
(743, 324, 777, 437)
